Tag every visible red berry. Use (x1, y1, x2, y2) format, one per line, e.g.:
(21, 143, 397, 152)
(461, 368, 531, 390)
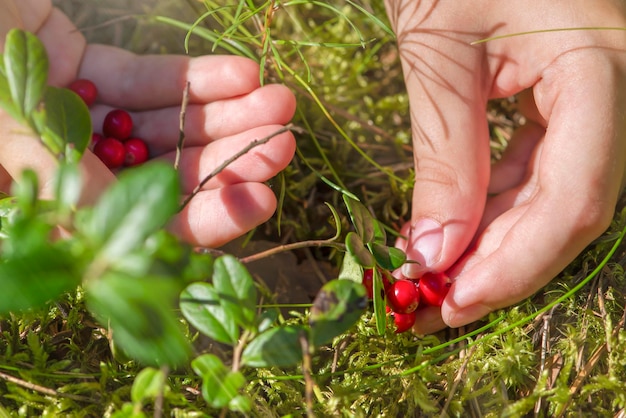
(93, 137, 125, 169)
(103, 109, 133, 140)
(418, 272, 451, 307)
(362, 268, 374, 299)
(90, 132, 104, 150)
(386, 279, 420, 314)
(68, 79, 98, 107)
(393, 311, 417, 333)
(124, 137, 149, 167)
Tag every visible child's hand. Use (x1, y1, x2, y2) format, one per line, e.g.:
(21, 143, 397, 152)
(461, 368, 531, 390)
(386, 0, 626, 333)
(0, 0, 296, 247)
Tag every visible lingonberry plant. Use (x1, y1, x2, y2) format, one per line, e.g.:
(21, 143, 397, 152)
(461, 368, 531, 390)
(103, 108, 134, 140)
(68, 78, 98, 107)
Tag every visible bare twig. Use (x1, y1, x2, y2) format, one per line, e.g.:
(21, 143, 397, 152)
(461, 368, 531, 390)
(239, 239, 344, 264)
(174, 81, 191, 170)
(154, 366, 169, 418)
(299, 331, 315, 418)
(0, 370, 94, 403)
(179, 124, 297, 211)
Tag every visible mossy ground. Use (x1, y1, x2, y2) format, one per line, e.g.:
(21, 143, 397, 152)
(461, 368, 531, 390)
(0, 1, 624, 416)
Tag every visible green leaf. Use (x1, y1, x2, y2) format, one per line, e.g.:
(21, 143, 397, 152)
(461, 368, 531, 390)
(86, 272, 191, 367)
(337, 251, 363, 284)
(180, 282, 239, 345)
(53, 163, 82, 212)
(79, 162, 180, 260)
(372, 268, 387, 335)
(0, 246, 80, 314)
(370, 243, 407, 271)
(191, 354, 246, 409)
(131, 367, 166, 404)
(309, 279, 368, 347)
(3, 29, 48, 121)
(41, 86, 91, 162)
(0, 59, 21, 121)
(345, 231, 375, 268)
(241, 325, 305, 368)
(212, 255, 257, 329)
(343, 195, 375, 243)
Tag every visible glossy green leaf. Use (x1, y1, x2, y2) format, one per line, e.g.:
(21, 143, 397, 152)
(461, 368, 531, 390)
(241, 325, 305, 368)
(343, 196, 375, 243)
(372, 268, 387, 335)
(3, 29, 48, 121)
(212, 255, 257, 329)
(179, 282, 239, 345)
(372, 219, 387, 244)
(345, 231, 375, 268)
(79, 162, 180, 260)
(309, 279, 368, 347)
(191, 354, 246, 409)
(131, 367, 166, 404)
(41, 86, 91, 162)
(86, 272, 191, 367)
(370, 242, 407, 271)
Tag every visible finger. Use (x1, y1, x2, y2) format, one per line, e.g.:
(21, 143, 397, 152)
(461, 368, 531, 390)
(159, 125, 296, 193)
(89, 85, 296, 154)
(170, 182, 278, 248)
(388, 2, 491, 277)
(441, 60, 626, 328)
(78, 44, 264, 109)
(488, 120, 544, 194)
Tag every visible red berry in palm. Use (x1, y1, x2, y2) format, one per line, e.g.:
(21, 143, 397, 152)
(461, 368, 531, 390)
(94, 137, 125, 169)
(386, 279, 420, 314)
(68, 79, 98, 107)
(362, 268, 374, 299)
(393, 311, 417, 333)
(124, 137, 149, 167)
(103, 109, 133, 140)
(419, 272, 451, 307)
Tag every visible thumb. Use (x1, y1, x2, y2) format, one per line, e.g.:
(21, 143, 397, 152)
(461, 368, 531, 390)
(389, 3, 491, 277)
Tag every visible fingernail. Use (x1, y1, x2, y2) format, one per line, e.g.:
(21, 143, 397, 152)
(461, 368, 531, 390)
(401, 218, 444, 278)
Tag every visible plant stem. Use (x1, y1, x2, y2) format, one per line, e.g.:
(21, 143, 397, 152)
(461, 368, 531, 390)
(174, 81, 191, 171)
(178, 123, 299, 211)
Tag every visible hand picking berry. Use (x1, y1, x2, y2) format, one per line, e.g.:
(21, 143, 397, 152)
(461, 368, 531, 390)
(93, 137, 125, 169)
(124, 138, 149, 167)
(68, 78, 98, 107)
(418, 272, 452, 307)
(386, 279, 420, 314)
(103, 109, 133, 140)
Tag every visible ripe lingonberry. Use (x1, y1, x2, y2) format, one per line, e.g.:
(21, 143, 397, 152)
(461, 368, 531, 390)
(124, 137, 149, 167)
(103, 109, 133, 140)
(418, 272, 451, 307)
(90, 132, 104, 150)
(68, 79, 98, 107)
(392, 311, 417, 333)
(94, 137, 125, 169)
(362, 268, 374, 300)
(386, 279, 420, 314)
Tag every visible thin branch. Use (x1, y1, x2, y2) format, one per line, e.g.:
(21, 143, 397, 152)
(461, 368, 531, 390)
(299, 331, 315, 418)
(174, 81, 191, 170)
(0, 370, 94, 403)
(179, 123, 298, 211)
(239, 239, 344, 264)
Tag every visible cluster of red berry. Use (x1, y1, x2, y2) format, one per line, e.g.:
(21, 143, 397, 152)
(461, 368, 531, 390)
(362, 268, 451, 333)
(68, 79, 149, 169)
